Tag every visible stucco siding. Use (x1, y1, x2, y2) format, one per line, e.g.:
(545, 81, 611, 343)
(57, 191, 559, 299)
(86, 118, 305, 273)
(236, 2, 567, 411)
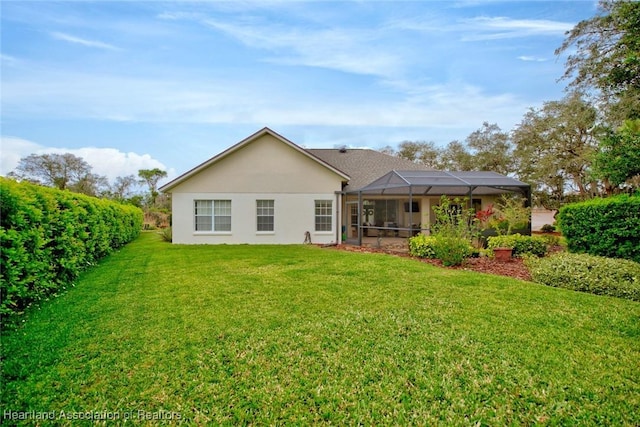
(171, 192, 339, 244)
(170, 134, 344, 194)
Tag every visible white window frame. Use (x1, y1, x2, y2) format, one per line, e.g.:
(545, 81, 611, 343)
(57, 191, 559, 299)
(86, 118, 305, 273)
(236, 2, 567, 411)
(256, 199, 275, 233)
(194, 200, 231, 233)
(315, 200, 333, 232)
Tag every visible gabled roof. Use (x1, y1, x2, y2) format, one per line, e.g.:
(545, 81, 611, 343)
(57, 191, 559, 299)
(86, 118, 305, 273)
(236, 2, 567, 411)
(160, 127, 350, 192)
(307, 148, 432, 191)
(355, 170, 530, 196)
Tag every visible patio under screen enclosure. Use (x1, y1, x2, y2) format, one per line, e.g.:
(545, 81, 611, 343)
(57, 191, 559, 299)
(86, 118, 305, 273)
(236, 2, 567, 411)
(342, 170, 532, 246)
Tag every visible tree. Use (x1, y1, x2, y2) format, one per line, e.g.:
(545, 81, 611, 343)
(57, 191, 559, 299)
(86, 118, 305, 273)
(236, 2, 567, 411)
(438, 141, 474, 171)
(556, 0, 640, 122)
(107, 175, 140, 202)
(396, 141, 443, 168)
(594, 119, 640, 190)
(138, 168, 168, 206)
(390, 124, 514, 174)
(70, 173, 109, 197)
(378, 145, 396, 156)
(465, 122, 515, 175)
(396, 141, 423, 162)
(512, 93, 601, 208)
(11, 153, 108, 195)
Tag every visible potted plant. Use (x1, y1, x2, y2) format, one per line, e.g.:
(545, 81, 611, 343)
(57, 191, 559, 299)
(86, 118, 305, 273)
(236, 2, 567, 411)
(482, 196, 531, 260)
(489, 236, 516, 260)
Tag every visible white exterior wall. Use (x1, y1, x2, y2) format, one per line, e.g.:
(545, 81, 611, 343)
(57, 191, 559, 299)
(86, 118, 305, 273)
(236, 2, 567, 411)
(171, 192, 339, 244)
(167, 133, 345, 244)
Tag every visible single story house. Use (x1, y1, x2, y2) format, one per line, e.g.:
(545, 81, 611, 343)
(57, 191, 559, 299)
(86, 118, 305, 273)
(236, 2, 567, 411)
(159, 127, 531, 245)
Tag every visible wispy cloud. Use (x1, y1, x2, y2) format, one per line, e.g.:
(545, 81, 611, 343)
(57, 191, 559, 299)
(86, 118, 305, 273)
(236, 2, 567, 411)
(518, 55, 548, 62)
(50, 31, 121, 51)
(196, 17, 403, 78)
(0, 53, 20, 66)
(460, 17, 573, 41)
(0, 65, 529, 133)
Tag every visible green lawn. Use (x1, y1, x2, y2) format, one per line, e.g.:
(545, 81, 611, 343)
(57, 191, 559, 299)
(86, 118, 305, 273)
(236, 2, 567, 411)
(2, 232, 639, 426)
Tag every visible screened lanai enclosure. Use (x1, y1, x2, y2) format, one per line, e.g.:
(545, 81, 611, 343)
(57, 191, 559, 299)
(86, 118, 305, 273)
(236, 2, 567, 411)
(343, 170, 532, 246)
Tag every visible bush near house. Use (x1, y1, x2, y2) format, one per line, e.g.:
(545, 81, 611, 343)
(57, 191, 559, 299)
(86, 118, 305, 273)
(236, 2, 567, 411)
(0, 178, 143, 316)
(408, 234, 438, 258)
(526, 252, 640, 301)
(557, 195, 640, 262)
(487, 234, 548, 257)
(408, 234, 473, 266)
(432, 237, 473, 266)
(540, 224, 556, 233)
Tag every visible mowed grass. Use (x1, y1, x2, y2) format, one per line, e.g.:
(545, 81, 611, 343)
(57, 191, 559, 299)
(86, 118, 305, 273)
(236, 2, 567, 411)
(2, 233, 639, 426)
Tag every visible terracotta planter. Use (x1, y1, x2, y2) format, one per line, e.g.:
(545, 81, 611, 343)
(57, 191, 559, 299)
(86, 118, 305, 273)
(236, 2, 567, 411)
(493, 247, 513, 261)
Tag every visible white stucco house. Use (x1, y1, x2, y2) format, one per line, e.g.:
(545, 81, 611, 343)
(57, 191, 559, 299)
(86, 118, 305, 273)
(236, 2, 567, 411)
(160, 127, 531, 245)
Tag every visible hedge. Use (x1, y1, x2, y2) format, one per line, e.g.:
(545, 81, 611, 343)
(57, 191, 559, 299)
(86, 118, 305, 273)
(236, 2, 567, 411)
(525, 252, 640, 302)
(557, 195, 640, 263)
(0, 178, 143, 316)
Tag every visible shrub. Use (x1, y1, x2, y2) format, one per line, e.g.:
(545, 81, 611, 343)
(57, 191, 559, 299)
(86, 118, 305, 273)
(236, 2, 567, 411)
(557, 195, 640, 262)
(159, 227, 172, 243)
(0, 178, 143, 316)
(409, 234, 473, 266)
(408, 234, 437, 258)
(431, 195, 478, 240)
(432, 237, 473, 267)
(540, 224, 556, 233)
(490, 195, 531, 236)
(487, 234, 548, 257)
(537, 234, 562, 247)
(525, 253, 640, 301)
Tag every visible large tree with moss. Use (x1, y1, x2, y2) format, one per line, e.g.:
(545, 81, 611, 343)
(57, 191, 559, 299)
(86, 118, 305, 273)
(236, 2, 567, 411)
(512, 93, 601, 208)
(556, 0, 640, 123)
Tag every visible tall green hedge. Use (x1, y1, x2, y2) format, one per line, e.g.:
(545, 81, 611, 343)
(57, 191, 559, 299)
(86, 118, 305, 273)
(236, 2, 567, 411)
(557, 195, 640, 262)
(0, 178, 143, 316)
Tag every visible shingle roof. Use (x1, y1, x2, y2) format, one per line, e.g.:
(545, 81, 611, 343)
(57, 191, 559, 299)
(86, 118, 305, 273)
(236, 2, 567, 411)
(306, 148, 432, 191)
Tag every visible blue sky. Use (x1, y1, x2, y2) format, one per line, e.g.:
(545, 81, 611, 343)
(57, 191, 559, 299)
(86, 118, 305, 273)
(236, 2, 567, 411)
(1, 1, 597, 183)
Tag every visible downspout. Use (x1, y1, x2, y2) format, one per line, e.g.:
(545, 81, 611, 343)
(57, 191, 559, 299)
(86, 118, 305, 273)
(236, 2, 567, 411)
(358, 191, 363, 246)
(525, 186, 532, 235)
(335, 191, 343, 244)
(408, 185, 413, 235)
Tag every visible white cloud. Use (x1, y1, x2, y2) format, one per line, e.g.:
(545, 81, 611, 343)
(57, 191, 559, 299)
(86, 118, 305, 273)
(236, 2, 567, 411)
(518, 55, 548, 62)
(0, 136, 173, 183)
(50, 31, 121, 51)
(0, 137, 42, 176)
(460, 17, 573, 41)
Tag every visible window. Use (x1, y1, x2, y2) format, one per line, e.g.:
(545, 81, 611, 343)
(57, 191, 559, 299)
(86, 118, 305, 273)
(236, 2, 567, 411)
(257, 200, 274, 232)
(194, 200, 231, 232)
(350, 204, 358, 226)
(315, 200, 332, 232)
